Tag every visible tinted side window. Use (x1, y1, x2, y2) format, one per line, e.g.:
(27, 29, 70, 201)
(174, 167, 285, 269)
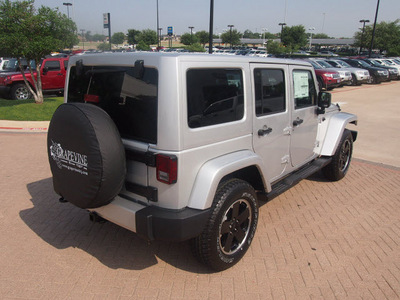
(254, 69, 285, 116)
(293, 70, 317, 109)
(44, 61, 61, 71)
(187, 69, 244, 128)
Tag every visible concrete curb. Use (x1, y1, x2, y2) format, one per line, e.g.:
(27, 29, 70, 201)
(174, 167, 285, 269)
(0, 120, 49, 132)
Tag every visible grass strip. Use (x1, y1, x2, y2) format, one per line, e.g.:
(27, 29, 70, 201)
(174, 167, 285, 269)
(0, 97, 64, 121)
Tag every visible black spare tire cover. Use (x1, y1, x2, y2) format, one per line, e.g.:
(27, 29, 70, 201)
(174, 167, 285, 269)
(47, 103, 126, 209)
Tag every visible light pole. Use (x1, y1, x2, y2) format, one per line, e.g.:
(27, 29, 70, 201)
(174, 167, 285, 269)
(308, 27, 315, 50)
(369, 0, 380, 58)
(189, 26, 194, 45)
(158, 28, 163, 49)
(63, 2, 72, 19)
(359, 19, 370, 54)
(80, 29, 85, 50)
(209, 0, 214, 54)
(228, 25, 234, 48)
(278, 22, 286, 43)
(262, 28, 268, 47)
(321, 13, 326, 33)
(156, 0, 160, 49)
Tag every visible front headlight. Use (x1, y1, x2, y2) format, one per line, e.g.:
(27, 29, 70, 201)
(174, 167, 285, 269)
(323, 73, 333, 78)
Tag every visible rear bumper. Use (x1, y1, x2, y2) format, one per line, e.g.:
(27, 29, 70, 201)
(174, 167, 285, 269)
(90, 195, 211, 242)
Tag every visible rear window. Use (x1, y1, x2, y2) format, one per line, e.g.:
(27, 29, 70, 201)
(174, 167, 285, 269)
(68, 65, 158, 144)
(187, 68, 244, 128)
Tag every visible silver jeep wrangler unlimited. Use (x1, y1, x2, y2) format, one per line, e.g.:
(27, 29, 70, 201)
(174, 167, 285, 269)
(47, 53, 357, 271)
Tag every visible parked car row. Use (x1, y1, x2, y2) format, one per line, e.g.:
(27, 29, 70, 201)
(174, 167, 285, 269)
(213, 48, 271, 57)
(302, 57, 400, 91)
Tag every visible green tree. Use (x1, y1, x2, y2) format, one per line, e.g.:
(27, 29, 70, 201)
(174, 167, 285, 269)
(92, 33, 106, 42)
(281, 25, 308, 50)
(313, 33, 331, 39)
(137, 29, 157, 46)
(136, 40, 151, 51)
(267, 40, 289, 55)
(354, 20, 400, 56)
(127, 29, 141, 45)
(180, 32, 198, 45)
(185, 43, 206, 52)
(243, 30, 259, 39)
(111, 32, 125, 46)
(221, 29, 242, 47)
(97, 42, 110, 51)
(0, 0, 78, 103)
(195, 30, 209, 46)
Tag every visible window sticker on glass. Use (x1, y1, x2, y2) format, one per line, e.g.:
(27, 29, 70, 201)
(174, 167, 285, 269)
(293, 71, 309, 98)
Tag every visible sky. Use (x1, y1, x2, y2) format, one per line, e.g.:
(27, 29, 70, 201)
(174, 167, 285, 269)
(33, 0, 400, 38)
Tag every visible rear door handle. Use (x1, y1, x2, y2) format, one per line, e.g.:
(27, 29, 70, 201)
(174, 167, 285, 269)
(293, 118, 304, 126)
(258, 127, 272, 137)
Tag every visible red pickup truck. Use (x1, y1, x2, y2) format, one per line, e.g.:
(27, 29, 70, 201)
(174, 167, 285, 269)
(0, 57, 68, 100)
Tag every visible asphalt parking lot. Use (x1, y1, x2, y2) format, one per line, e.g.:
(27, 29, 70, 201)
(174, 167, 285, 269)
(0, 82, 399, 299)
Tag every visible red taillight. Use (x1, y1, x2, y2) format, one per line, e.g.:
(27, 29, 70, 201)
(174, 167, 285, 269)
(156, 154, 177, 184)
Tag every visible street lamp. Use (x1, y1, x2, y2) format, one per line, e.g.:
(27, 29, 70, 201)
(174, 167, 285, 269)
(369, 0, 380, 58)
(228, 25, 234, 48)
(80, 29, 85, 50)
(278, 22, 286, 43)
(63, 2, 72, 19)
(209, 0, 214, 54)
(156, 0, 160, 49)
(308, 27, 315, 50)
(189, 26, 194, 45)
(262, 28, 268, 46)
(359, 19, 370, 54)
(158, 28, 163, 49)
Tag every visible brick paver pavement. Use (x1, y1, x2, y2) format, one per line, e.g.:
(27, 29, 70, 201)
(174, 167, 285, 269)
(0, 132, 399, 299)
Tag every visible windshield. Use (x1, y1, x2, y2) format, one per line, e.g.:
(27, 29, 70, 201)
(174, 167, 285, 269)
(368, 60, 384, 67)
(336, 60, 351, 67)
(356, 60, 371, 68)
(308, 61, 322, 69)
(4, 59, 36, 71)
(383, 60, 395, 65)
(326, 61, 339, 67)
(315, 60, 332, 68)
(68, 65, 158, 144)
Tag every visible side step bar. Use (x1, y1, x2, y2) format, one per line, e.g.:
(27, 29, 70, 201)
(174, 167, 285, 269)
(266, 157, 332, 200)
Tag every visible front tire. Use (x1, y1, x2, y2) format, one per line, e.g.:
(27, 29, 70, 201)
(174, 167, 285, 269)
(192, 179, 258, 271)
(323, 129, 353, 181)
(351, 74, 359, 86)
(10, 83, 32, 100)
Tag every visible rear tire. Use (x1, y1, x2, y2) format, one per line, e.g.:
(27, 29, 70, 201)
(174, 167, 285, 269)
(192, 179, 258, 271)
(323, 129, 353, 181)
(351, 74, 359, 86)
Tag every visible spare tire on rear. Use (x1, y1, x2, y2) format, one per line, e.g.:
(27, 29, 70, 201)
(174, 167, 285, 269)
(47, 103, 126, 209)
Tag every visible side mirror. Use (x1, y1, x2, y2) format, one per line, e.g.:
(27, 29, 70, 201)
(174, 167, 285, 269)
(42, 67, 49, 75)
(317, 91, 331, 114)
